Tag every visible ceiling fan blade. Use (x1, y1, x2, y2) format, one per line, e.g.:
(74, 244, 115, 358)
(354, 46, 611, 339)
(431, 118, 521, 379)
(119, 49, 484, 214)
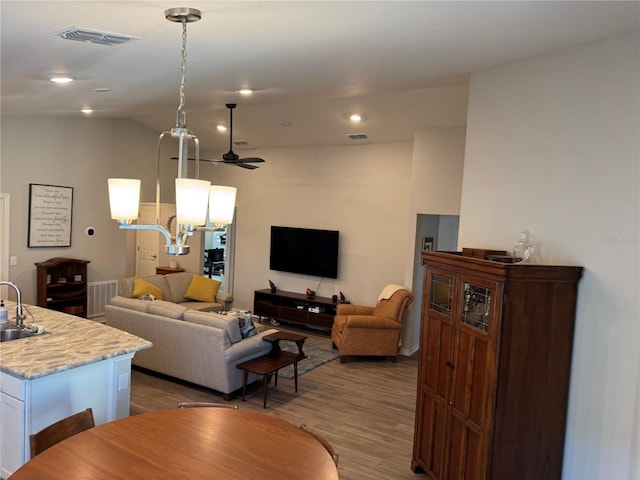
(238, 157, 265, 163)
(171, 155, 261, 169)
(235, 163, 259, 170)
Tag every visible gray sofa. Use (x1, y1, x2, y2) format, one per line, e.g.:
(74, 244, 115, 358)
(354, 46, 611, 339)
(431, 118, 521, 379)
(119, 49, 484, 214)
(105, 273, 277, 398)
(117, 271, 233, 312)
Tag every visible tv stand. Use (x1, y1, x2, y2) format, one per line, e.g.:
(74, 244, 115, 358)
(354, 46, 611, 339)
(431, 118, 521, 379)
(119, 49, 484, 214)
(253, 289, 337, 330)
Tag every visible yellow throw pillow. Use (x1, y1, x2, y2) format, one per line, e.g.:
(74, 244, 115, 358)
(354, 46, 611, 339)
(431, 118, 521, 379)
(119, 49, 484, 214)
(132, 277, 163, 300)
(184, 275, 221, 303)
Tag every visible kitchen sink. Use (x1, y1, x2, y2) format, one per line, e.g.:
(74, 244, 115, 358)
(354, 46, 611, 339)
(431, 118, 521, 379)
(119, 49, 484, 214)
(0, 328, 35, 342)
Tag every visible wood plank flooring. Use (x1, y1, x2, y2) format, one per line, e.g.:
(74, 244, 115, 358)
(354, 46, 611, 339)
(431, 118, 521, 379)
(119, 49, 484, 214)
(129, 325, 428, 480)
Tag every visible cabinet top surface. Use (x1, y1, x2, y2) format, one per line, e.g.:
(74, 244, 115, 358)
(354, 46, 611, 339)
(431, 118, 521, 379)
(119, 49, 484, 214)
(34, 257, 90, 267)
(422, 251, 583, 281)
(0, 302, 151, 380)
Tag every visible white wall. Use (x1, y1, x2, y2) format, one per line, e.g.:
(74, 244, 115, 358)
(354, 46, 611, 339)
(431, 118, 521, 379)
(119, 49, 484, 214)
(1, 118, 159, 303)
(403, 127, 466, 353)
(206, 142, 415, 311)
(460, 32, 639, 479)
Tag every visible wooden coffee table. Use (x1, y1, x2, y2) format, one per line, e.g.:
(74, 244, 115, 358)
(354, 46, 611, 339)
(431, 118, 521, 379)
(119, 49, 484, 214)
(237, 331, 307, 408)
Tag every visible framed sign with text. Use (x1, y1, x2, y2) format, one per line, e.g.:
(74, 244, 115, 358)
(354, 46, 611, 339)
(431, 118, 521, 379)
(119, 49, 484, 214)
(28, 184, 74, 247)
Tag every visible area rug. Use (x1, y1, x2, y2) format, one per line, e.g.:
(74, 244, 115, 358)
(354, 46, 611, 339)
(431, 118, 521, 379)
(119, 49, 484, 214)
(276, 335, 339, 379)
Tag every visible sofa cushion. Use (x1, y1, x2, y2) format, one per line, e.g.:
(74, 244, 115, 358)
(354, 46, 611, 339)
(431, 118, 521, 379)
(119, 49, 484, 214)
(180, 301, 222, 312)
(133, 277, 164, 299)
(184, 310, 242, 346)
(110, 295, 150, 312)
(122, 275, 172, 301)
(163, 272, 194, 303)
(184, 275, 222, 303)
(147, 300, 188, 319)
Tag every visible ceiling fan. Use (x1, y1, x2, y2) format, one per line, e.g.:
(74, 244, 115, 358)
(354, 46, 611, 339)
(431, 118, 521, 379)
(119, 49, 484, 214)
(172, 103, 265, 169)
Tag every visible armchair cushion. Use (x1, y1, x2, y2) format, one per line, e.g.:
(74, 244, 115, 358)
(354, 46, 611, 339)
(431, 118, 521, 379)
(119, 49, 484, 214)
(373, 297, 404, 319)
(333, 315, 401, 332)
(336, 304, 374, 316)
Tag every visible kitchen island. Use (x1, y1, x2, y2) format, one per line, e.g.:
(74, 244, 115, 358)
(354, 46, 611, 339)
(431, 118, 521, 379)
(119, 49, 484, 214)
(0, 302, 152, 478)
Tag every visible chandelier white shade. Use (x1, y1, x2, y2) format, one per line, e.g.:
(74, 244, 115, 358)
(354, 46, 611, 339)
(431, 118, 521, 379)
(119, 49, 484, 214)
(208, 186, 237, 226)
(175, 178, 211, 226)
(108, 178, 141, 222)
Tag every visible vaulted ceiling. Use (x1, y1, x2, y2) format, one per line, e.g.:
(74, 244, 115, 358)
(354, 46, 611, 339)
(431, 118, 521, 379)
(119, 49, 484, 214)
(2, 1, 637, 155)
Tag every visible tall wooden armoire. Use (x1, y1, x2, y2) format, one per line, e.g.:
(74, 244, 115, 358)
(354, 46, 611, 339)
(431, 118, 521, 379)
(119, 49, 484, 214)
(411, 251, 582, 480)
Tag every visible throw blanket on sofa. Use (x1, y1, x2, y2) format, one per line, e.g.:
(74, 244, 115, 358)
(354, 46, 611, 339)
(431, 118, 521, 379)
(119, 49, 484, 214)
(378, 284, 407, 301)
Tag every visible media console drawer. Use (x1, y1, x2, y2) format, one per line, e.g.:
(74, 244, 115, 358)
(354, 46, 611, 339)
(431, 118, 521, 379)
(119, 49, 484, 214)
(253, 289, 337, 331)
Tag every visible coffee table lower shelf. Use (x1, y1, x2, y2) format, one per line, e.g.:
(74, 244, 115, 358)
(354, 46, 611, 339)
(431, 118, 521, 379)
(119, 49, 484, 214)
(236, 332, 307, 409)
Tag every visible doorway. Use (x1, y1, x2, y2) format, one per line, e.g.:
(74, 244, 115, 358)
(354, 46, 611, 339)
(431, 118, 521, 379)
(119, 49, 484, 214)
(135, 203, 161, 276)
(408, 214, 460, 349)
(202, 209, 236, 294)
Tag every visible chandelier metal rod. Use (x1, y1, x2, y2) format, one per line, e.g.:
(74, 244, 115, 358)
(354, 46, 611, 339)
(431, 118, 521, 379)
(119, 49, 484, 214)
(176, 19, 188, 129)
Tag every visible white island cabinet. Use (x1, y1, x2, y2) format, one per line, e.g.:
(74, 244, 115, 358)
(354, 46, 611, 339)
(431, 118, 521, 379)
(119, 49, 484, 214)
(0, 304, 151, 478)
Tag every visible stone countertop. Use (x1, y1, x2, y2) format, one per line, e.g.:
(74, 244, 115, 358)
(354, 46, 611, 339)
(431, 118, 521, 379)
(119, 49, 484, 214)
(0, 302, 152, 380)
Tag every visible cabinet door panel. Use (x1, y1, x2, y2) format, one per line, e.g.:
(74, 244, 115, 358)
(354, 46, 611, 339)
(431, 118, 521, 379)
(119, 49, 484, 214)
(424, 314, 453, 398)
(1, 392, 25, 477)
(417, 393, 448, 480)
(451, 329, 490, 428)
(446, 412, 483, 480)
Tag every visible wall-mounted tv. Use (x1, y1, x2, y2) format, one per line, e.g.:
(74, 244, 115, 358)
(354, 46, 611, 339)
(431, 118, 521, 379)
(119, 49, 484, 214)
(270, 226, 339, 279)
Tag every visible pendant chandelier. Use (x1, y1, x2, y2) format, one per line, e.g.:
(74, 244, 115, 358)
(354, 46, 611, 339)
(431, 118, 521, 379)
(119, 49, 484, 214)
(108, 7, 236, 256)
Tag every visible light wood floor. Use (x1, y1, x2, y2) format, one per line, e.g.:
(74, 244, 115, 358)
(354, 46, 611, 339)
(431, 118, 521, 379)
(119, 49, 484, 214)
(130, 325, 428, 480)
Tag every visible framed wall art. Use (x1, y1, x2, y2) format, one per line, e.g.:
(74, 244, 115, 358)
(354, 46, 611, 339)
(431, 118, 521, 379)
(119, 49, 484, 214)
(422, 236, 434, 251)
(28, 183, 73, 248)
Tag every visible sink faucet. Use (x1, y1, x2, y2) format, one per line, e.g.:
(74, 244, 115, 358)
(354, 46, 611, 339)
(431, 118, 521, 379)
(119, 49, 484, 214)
(0, 281, 26, 327)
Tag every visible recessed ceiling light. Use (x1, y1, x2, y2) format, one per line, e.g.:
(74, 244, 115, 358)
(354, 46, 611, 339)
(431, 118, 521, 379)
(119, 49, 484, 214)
(344, 112, 368, 123)
(216, 125, 227, 132)
(93, 87, 111, 93)
(81, 108, 93, 114)
(236, 88, 253, 95)
(50, 76, 75, 84)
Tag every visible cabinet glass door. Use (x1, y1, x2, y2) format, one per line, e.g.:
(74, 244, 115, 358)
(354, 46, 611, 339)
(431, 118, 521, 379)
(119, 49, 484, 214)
(429, 273, 454, 316)
(460, 282, 492, 333)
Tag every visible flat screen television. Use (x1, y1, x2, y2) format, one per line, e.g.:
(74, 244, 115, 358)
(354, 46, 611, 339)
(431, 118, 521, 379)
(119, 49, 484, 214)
(269, 226, 339, 279)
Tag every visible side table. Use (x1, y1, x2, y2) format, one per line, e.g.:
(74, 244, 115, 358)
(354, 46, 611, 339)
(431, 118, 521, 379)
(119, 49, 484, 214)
(236, 331, 307, 408)
(156, 266, 185, 275)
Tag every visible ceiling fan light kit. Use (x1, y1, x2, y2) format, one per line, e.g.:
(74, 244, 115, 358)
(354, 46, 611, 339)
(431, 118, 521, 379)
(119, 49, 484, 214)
(107, 6, 237, 256)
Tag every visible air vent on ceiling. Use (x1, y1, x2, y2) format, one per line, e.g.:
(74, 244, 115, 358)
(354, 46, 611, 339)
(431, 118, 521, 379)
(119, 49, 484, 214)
(233, 140, 249, 146)
(50, 26, 140, 46)
(346, 133, 368, 140)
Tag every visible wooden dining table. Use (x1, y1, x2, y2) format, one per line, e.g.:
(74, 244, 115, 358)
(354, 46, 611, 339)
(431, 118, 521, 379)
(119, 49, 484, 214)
(9, 407, 339, 479)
